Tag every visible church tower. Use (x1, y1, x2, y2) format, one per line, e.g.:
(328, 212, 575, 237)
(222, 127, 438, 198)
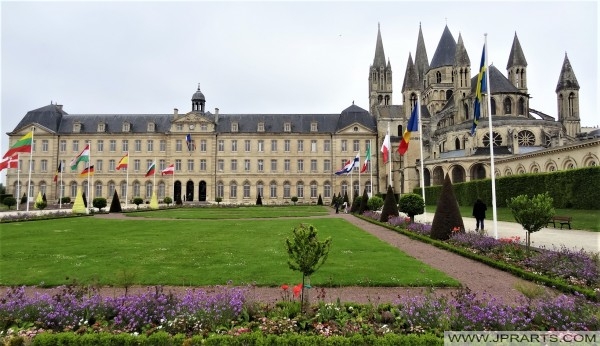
(556, 53, 581, 136)
(369, 23, 393, 115)
(423, 25, 456, 115)
(452, 33, 471, 123)
(401, 53, 420, 118)
(506, 33, 528, 93)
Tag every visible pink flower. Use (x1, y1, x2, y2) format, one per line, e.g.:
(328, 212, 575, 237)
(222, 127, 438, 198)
(293, 284, 303, 298)
(281, 284, 289, 291)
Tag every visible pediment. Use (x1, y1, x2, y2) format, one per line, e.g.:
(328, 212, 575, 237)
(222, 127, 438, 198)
(336, 122, 376, 135)
(173, 112, 212, 124)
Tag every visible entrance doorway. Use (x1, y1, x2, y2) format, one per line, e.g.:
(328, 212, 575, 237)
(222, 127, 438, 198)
(199, 181, 207, 201)
(186, 181, 194, 201)
(174, 181, 182, 204)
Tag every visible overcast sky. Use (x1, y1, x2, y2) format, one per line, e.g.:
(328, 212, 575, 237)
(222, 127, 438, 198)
(1, 1, 598, 166)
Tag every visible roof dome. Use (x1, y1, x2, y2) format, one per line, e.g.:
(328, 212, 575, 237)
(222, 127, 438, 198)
(191, 85, 205, 101)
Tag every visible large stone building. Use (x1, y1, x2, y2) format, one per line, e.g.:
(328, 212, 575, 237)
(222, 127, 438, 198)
(4, 24, 599, 205)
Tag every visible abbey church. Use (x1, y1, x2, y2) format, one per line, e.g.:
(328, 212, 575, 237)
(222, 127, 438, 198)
(4, 24, 599, 205)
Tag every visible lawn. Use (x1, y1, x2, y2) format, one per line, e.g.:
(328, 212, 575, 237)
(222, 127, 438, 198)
(426, 205, 599, 231)
(0, 213, 459, 288)
(126, 205, 329, 219)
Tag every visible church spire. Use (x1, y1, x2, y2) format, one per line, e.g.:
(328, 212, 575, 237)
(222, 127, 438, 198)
(373, 22, 387, 68)
(507, 32, 528, 91)
(369, 23, 393, 115)
(401, 53, 420, 92)
(414, 22, 429, 90)
(556, 53, 581, 136)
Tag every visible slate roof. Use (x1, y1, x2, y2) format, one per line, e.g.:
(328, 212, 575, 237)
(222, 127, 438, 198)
(429, 25, 456, 69)
(471, 65, 520, 94)
(12, 104, 376, 136)
(473, 146, 513, 156)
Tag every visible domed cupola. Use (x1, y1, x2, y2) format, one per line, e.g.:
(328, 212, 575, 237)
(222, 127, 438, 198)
(191, 83, 205, 112)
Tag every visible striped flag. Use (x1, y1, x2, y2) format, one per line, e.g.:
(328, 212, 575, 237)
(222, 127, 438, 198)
(471, 44, 487, 136)
(3, 132, 32, 159)
(70, 144, 90, 170)
(145, 161, 156, 177)
(398, 103, 419, 155)
(116, 153, 129, 170)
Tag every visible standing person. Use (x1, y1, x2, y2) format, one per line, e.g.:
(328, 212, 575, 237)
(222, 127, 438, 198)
(334, 199, 339, 214)
(343, 201, 348, 214)
(472, 198, 487, 231)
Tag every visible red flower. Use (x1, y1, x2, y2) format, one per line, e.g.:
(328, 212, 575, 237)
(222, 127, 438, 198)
(293, 284, 303, 298)
(281, 284, 289, 291)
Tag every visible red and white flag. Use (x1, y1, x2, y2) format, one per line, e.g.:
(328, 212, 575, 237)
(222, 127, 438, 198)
(380, 134, 391, 164)
(161, 164, 175, 175)
(0, 154, 18, 172)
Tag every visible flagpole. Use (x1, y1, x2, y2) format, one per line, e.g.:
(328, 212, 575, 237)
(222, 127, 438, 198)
(125, 152, 129, 208)
(387, 123, 392, 188)
(26, 127, 35, 212)
(369, 140, 373, 197)
(357, 150, 361, 197)
(87, 142, 91, 214)
(483, 34, 498, 239)
(153, 158, 156, 193)
(59, 161, 63, 209)
(172, 165, 175, 203)
(16, 154, 20, 211)
(416, 94, 426, 213)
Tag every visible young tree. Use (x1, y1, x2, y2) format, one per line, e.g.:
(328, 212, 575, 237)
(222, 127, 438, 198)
(507, 192, 554, 252)
(399, 193, 425, 223)
(430, 174, 464, 240)
(367, 195, 384, 211)
(285, 223, 332, 311)
(291, 196, 298, 205)
(215, 197, 222, 205)
(379, 185, 399, 222)
(163, 196, 172, 206)
(109, 190, 122, 213)
(3, 197, 17, 210)
(93, 197, 107, 212)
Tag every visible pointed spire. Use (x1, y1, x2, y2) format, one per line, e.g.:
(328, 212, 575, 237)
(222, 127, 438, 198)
(429, 25, 456, 69)
(506, 32, 528, 69)
(414, 22, 430, 87)
(454, 33, 470, 66)
(556, 53, 580, 92)
(373, 23, 387, 68)
(402, 53, 420, 92)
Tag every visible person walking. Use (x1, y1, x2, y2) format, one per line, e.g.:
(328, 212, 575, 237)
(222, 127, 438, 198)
(472, 198, 487, 231)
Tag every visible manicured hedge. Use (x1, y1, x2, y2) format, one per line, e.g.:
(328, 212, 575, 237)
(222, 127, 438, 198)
(417, 166, 600, 209)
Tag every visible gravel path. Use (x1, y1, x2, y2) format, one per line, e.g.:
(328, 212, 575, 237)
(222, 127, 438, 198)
(12, 209, 556, 305)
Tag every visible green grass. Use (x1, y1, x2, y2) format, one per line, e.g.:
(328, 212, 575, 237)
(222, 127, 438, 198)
(0, 216, 459, 288)
(127, 205, 329, 219)
(425, 205, 600, 231)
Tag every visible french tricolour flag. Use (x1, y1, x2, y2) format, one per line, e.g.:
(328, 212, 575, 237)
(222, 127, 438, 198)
(335, 153, 360, 175)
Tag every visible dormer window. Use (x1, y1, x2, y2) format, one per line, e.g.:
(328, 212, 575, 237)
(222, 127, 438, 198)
(284, 123, 291, 132)
(311, 122, 318, 132)
(176, 124, 183, 131)
(97, 123, 105, 132)
(231, 122, 238, 132)
(122, 122, 131, 132)
(73, 122, 81, 133)
(147, 122, 155, 132)
(258, 122, 265, 132)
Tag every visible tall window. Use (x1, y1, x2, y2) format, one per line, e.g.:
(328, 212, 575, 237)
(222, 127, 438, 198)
(230, 182, 237, 198)
(120, 182, 127, 198)
(310, 182, 318, 198)
(147, 140, 154, 152)
(134, 159, 141, 172)
(257, 182, 264, 199)
(353, 140, 360, 152)
(297, 182, 304, 198)
(258, 140, 264, 152)
(158, 183, 165, 199)
(133, 182, 141, 197)
(231, 159, 238, 171)
(145, 182, 153, 198)
(270, 181, 277, 198)
(324, 140, 331, 152)
(324, 182, 331, 198)
(41, 159, 48, 172)
(200, 139, 207, 152)
(284, 159, 291, 172)
(96, 160, 103, 172)
(284, 140, 291, 152)
(218, 159, 224, 171)
(175, 159, 182, 171)
(60, 140, 67, 152)
(135, 140, 142, 152)
(122, 140, 129, 152)
(243, 182, 251, 198)
(258, 159, 264, 172)
(72, 140, 79, 152)
(70, 182, 78, 197)
(231, 140, 237, 152)
(245, 140, 251, 152)
(218, 140, 225, 152)
(159, 160, 166, 171)
(283, 182, 291, 198)
(297, 140, 304, 152)
(310, 159, 317, 172)
(244, 159, 251, 172)
(160, 140, 166, 152)
(95, 182, 103, 198)
(108, 182, 115, 198)
(175, 140, 182, 152)
(311, 140, 317, 152)
(200, 159, 206, 171)
(41, 140, 49, 152)
(324, 159, 331, 172)
(110, 140, 116, 152)
(109, 159, 116, 171)
(271, 140, 277, 152)
(97, 140, 103, 152)
(271, 159, 277, 172)
(341, 140, 347, 152)
(187, 159, 194, 171)
(297, 159, 304, 172)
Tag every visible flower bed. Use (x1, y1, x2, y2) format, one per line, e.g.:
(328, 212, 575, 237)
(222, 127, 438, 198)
(0, 284, 598, 344)
(362, 211, 600, 297)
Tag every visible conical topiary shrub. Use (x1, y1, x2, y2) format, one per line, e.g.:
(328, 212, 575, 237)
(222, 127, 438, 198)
(82, 192, 88, 208)
(430, 173, 465, 240)
(256, 193, 263, 205)
(317, 194, 323, 206)
(109, 190, 122, 213)
(379, 185, 399, 222)
(350, 190, 360, 213)
(343, 191, 349, 206)
(358, 188, 369, 214)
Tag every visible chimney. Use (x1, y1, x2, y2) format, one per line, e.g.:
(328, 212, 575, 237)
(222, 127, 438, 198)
(215, 108, 219, 123)
(57, 104, 63, 111)
(174, 108, 178, 115)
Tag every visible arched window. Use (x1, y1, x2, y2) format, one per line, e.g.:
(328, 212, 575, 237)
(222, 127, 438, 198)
(230, 181, 238, 198)
(446, 90, 453, 100)
(283, 181, 291, 198)
(455, 138, 460, 150)
(216, 181, 224, 198)
(120, 181, 128, 199)
(518, 98, 525, 115)
(70, 181, 78, 198)
(436, 71, 442, 83)
(256, 181, 264, 199)
(158, 182, 165, 199)
(490, 98, 496, 115)
(568, 92, 576, 117)
(108, 181, 116, 197)
(503, 97, 512, 114)
(464, 103, 469, 120)
(145, 182, 153, 198)
(95, 181, 103, 198)
(133, 181, 140, 197)
(310, 181, 318, 198)
(270, 180, 277, 198)
(323, 181, 331, 198)
(296, 181, 304, 198)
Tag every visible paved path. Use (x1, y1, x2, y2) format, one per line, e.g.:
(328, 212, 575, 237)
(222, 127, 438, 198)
(413, 212, 599, 253)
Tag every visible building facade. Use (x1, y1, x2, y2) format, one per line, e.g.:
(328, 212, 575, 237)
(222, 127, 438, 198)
(4, 24, 599, 205)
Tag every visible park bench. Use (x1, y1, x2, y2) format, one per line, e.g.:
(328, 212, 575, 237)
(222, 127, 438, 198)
(547, 216, 572, 229)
